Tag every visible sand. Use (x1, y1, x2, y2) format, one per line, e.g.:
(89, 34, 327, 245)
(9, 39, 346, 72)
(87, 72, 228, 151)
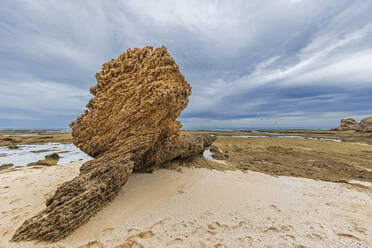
(1, 162, 371, 248)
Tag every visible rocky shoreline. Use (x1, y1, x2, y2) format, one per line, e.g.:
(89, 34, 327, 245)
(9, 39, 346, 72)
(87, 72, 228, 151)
(332, 116, 372, 132)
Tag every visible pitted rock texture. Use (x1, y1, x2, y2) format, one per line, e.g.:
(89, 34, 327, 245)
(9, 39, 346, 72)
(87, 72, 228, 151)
(12, 46, 215, 242)
(360, 116, 372, 130)
(335, 118, 361, 131)
(71, 46, 191, 160)
(12, 153, 134, 242)
(333, 116, 372, 132)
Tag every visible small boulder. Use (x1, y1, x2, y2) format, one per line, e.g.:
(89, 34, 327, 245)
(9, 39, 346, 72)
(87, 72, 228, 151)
(27, 153, 60, 167)
(7, 145, 20, 150)
(2, 137, 16, 142)
(45, 153, 60, 160)
(0, 163, 14, 171)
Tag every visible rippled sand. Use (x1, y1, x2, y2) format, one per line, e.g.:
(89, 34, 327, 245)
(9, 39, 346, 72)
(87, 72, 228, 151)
(1, 162, 371, 248)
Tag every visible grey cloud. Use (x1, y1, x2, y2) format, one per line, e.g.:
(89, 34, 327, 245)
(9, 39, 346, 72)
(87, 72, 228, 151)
(1, 0, 372, 129)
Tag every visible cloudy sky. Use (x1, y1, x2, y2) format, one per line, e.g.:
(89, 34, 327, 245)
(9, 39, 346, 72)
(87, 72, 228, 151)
(1, 0, 372, 129)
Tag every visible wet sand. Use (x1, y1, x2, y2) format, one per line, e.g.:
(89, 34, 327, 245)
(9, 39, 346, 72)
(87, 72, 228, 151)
(1, 162, 371, 248)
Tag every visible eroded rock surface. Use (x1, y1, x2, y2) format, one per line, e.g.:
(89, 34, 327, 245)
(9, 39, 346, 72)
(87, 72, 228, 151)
(360, 116, 372, 131)
(333, 116, 372, 132)
(12, 46, 215, 242)
(0, 163, 13, 171)
(335, 118, 361, 131)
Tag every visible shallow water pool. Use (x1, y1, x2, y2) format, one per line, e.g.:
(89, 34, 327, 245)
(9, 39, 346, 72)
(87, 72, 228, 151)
(0, 143, 91, 167)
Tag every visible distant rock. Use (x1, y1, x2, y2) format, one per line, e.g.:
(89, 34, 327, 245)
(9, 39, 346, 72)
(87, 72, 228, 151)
(12, 46, 215, 242)
(360, 116, 372, 129)
(0, 163, 13, 171)
(334, 118, 361, 131)
(2, 137, 16, 142)
(7, 145, 20, 150)
(333, 116, 372, 132)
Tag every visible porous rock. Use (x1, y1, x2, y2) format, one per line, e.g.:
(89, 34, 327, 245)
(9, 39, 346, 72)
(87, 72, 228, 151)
(360, 116, 372, 130)
(333, 116, 372, 132)
(12, 46, 215, 242)
(333, 118, 361, 131)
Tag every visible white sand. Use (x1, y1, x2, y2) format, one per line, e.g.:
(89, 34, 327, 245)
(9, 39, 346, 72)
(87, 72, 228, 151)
(1, 162, 371, 248)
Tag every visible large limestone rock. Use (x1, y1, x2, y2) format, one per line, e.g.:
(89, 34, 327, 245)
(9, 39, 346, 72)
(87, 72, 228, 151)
(12, 46, 215, 242)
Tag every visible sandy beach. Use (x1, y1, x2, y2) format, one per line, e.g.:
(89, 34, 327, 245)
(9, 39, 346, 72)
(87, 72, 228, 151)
(1, 161, 371, 248)
(3, 2, 372, 246)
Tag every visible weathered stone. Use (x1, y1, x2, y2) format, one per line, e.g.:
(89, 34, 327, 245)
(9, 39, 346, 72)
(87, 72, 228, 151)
(45, 153, 60, 160)
(334, 118, 361, 131)
(27, 153, 60, 167)
(0, 163, 13, 171)
(12, 46, 215, 242)
(360, 116, 372, 130)
(333, 116, 372, 132)
(7, 145, 20, 150)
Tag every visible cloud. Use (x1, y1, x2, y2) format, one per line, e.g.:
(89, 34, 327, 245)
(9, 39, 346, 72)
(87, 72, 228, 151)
(1, 0, 372, 129)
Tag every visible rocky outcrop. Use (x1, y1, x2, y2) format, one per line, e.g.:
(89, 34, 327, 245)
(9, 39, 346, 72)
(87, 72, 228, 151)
(12, 46, 215, 242)
(360, 116, 372, 131)
(7, 145, 20, 150)
(0, 163, 13, 171)
(333, 116, 372, 132)
(333, 118, 361, 131)
(26, 153, 60, 167)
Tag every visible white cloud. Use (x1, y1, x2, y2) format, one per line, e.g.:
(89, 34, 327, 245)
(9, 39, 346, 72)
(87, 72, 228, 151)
(1, 0, 372, 128)
(0, 79, 91, 115)
(0, 113, 36, 121)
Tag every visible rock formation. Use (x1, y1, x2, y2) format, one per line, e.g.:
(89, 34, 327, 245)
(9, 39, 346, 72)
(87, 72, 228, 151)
(0, 163, 13, 171)
(332, 116, 372, 132)
(360, 116, 372, 131)
(333, 118, 361, 131)
(12, 46, 215, 242)
(27, 153, 60, 167)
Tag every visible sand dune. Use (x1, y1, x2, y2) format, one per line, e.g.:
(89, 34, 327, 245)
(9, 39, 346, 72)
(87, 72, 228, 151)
(1, 162, 371, 247)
